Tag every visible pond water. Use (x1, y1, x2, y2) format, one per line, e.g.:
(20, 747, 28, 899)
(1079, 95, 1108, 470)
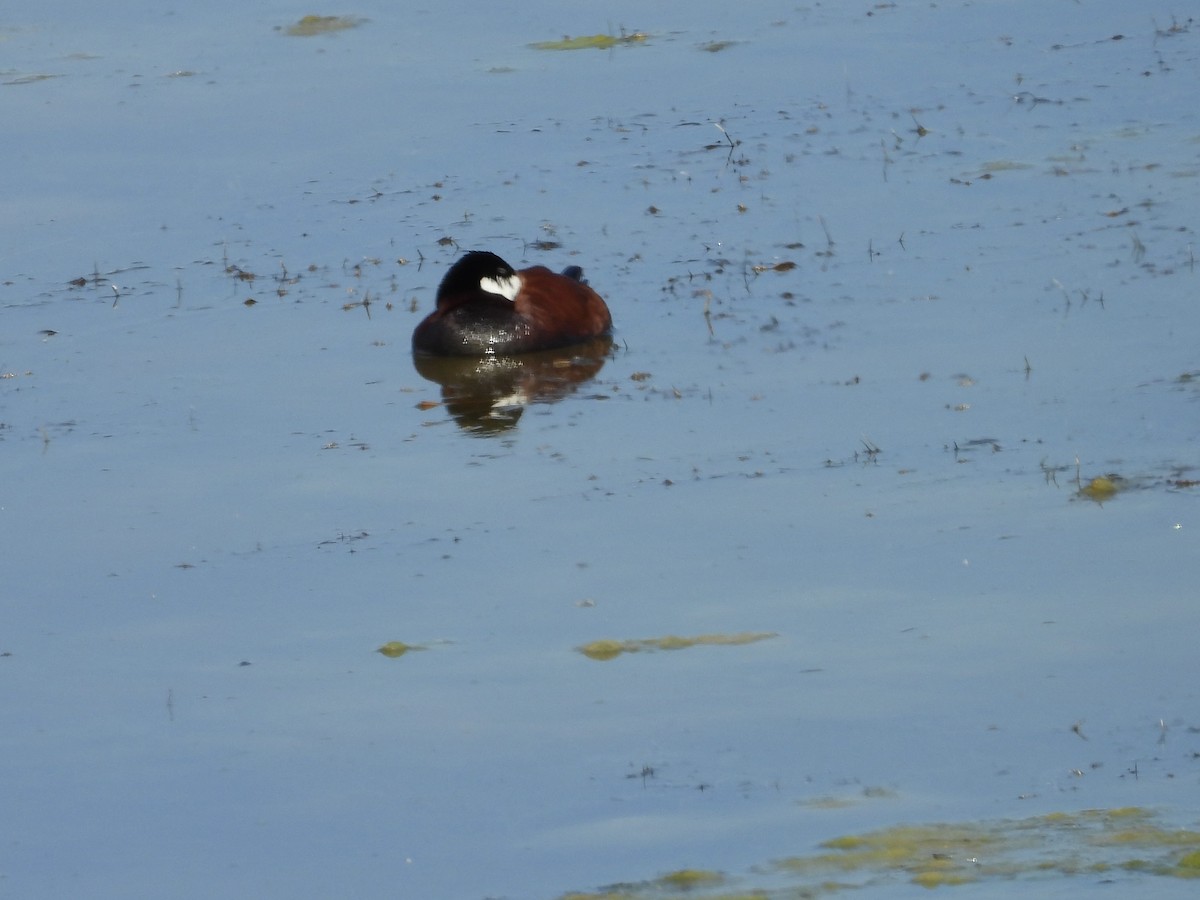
(3, 1, 1199, 897)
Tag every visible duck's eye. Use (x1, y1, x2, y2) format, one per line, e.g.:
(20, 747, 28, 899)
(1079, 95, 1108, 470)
(480, 273, 521, 301)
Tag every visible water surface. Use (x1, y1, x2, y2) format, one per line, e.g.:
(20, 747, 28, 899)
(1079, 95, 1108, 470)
(3, 1, 1198, 897)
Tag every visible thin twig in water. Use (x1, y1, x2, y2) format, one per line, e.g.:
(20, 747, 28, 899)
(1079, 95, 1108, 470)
(713, 121, 736, 149)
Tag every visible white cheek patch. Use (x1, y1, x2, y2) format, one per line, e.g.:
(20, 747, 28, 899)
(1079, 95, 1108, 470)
(480, 273, 521, 302)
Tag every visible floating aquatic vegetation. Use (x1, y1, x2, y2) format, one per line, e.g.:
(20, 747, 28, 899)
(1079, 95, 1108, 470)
(1079, 474, 1121, 502)
(978, 159, 1036, 173)
(285, 15, 364, 37)
(376, 641, 427, 658)
(780, 807, 1200, 889)
(799, 786, 898, 809)
(577, 632, 777, 661)
(657, 869, 724, 890)
(560, 868, 725, 900)
(531, 31, 648, 51)
(3, 72, 61, 85)
(563, 808, 1200, 897)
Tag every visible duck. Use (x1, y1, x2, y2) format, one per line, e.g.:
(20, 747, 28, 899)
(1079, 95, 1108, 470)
(412, 251, 613, 355)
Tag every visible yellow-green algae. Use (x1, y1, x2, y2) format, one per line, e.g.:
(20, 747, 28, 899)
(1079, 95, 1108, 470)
(559, 808, 1200, 898)
(799, 786, 897, 810)
(1080, 474, 1120, 501)
(285, 15, 364, 37)
(1175, 849, 1200, 877)
(577, 632, 777, 661)
(376, 640, 427, 658)
(978, 159, 1035, 173)
(555, 867, 735, 899)
(531, 31, 648, 51)
(658, 869, 724, 889)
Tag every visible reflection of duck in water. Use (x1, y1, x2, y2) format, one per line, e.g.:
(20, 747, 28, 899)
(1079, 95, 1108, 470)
(411, 251, 615, 434)
(412, 337, 613, 436)
(412, 251, 612, 356)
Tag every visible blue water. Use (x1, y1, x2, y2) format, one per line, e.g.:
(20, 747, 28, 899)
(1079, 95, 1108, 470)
(3, 1, 1199, 897)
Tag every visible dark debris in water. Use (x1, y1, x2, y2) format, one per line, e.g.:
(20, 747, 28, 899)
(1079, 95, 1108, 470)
(698, 40, 738, 53)
(2, 72, 62, 86)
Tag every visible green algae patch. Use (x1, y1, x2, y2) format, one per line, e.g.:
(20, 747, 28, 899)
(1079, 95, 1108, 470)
(777, 808, 1200, 889)
(376, 640, 427, 658)
(561, 807, 1200, 897)
(531, 31, 648, 51)
(911, 868, 975, 888)
(577, 632, 777, 661)
(978, 159, 1035, 173)
(1079, 474, 1121, 501)
(796, 823, 1003, 881)
(557, 871, 756, 899)
(800, 786, 897, 810)
(1174, 850, 1200, 877)
(285, 15, 364, 37)
(578, 639, 625, 661)
(657, 869, 724, 889)
(1093, 825, 1200, 848)
(800, 795, 857, 810)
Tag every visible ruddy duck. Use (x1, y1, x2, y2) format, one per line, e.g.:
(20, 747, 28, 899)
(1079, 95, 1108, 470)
(412, 251, 612, 355)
